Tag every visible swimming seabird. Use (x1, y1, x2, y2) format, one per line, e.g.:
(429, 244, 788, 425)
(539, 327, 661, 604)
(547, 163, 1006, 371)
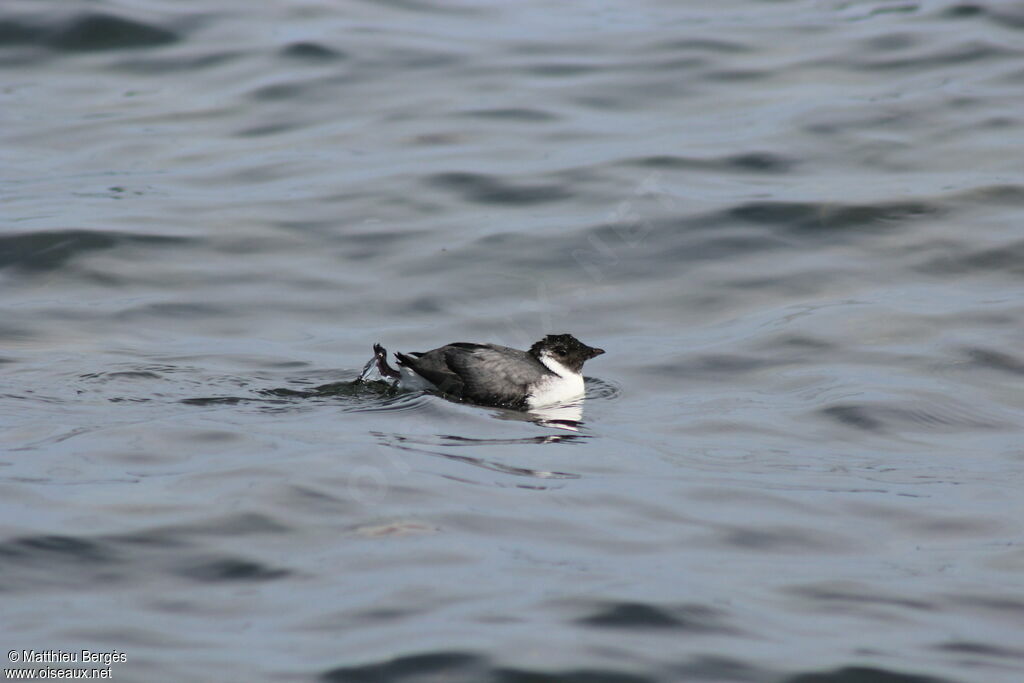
(373, 333, 604, 409)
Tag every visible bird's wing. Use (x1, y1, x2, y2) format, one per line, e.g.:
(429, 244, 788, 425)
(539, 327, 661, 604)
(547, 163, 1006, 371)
(395, 350, 465, 396)
(443, 344, 548, 407)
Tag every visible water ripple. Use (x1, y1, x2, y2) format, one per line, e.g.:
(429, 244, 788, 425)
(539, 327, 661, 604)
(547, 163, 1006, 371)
(574, 600, 740, 634)
(427, 172, 572, 205)
(585, 377, 621, 401)
(0, 230, 189, 273)
(0, 12, 179, 52)
(820, 400, 1006, 433)
(373, 432, 581, 482)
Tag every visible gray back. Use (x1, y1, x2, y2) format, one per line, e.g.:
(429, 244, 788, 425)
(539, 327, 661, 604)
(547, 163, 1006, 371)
(405, 342, 551, 407)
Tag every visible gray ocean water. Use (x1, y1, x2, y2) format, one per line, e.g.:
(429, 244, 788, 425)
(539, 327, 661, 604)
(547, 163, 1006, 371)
(3, 1, 1024, 681)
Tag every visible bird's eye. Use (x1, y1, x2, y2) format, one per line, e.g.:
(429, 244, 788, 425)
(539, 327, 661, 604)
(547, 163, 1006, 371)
(553, 346, 566, 355)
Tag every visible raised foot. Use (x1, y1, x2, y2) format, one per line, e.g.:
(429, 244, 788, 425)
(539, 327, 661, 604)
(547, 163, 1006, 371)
(373, 343, 401, 379)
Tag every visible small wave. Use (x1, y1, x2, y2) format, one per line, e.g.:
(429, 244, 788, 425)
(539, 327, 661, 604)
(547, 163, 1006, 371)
(115, 301, 227, 321)
(652, 37, 750, 54)
(80, 370, 163, 382)
(727, 199, 941, 234)
(0, 517, 294, 592)
(459, 107, 558, 122)
(174, 557, 291, 583)
(179, 396, 249, 406)
(962, 347, 1024, 376)
(574, 600, 740, 634)
(935, 640, 1024, 661)
(0, 230, 189, 273)
(0, 534, 114, 563)
(0, 13, 179, 53)
(629, 151, 795, 173)
(252, 376, 432, 414)
(426, 172, 571, 206)
(346, 391, 434, 414)
(248, 75, 338, 102)
(951, 183, 1024, 207)
(57, 13, 178, 52)
(280, 41, 345, 61)
(318, 650, 782, 683)
(787, 583, 934, 613)
(819, 400, 1004, 433)
(114, 50, 239, 75)
(0, 534, 120, 592)
(917, 238, 1024, 277)
(847, 40, 1015, 72)
(585, 376, 621, 400)
(781, 666, 948, 683)
(320, 653, 488, 683)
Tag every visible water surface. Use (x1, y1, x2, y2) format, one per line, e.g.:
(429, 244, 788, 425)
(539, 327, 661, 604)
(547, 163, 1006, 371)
(2, 1, 1024, 681)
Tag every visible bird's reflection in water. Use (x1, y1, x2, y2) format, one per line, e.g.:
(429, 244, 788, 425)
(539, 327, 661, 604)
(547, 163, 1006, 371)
(491, 401, 584, 432)
(372, 429, 585, 483)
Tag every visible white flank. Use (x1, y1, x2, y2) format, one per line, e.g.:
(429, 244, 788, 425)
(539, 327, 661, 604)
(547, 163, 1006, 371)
(527, 353, 585, 408)
(398, 365, 437, 391)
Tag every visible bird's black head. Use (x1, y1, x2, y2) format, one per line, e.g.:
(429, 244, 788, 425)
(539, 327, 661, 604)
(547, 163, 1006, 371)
(529, 333, 605, 373)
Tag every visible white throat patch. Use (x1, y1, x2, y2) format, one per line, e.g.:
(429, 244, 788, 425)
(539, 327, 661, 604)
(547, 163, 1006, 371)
(528, 353, 585, 408)
(538, 353, 574, 377)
